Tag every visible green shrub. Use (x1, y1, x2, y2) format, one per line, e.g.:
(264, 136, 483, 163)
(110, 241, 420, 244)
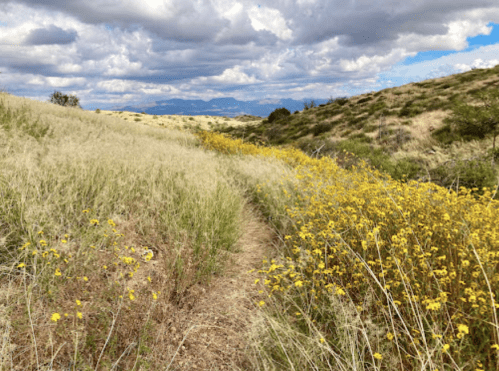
(487, 147, 499, 162)
(134, 118, 141, 122)
(141, 111, 146, 114)
(398, 100, 424, 118)
(357, 96, 373, 104)
(368, 101, 387, 115)
(335, 98, 349, 106)
(312, 122, 333, 136)
(348, 132, 373, 143)
(268, 107, 291, 123)
(431, 123, 458, 146)
(389, 157, 424, 181)
(47, 90, 82, 109)
(95, 109, 101, 113)
(430, 158, 498, 197)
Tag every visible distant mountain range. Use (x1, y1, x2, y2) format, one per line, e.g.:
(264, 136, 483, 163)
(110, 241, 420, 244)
(109, 97, 334, 118)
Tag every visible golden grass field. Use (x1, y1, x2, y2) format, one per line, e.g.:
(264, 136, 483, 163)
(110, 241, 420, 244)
(96, 109, 262, 131)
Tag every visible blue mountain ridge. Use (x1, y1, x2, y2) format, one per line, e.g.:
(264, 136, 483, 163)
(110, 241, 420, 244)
(109, 97, 333, 118)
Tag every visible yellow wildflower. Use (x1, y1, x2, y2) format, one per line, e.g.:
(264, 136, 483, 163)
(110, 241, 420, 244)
(50, 313, 61, 322)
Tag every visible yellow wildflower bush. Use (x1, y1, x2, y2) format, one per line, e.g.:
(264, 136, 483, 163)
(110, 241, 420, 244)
(199, 130, 499, 369)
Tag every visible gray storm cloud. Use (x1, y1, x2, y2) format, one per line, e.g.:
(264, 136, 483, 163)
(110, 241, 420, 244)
(0, 0, 498, 109)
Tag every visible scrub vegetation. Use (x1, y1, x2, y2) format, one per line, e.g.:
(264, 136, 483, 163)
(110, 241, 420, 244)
(1, 63, 499, 370)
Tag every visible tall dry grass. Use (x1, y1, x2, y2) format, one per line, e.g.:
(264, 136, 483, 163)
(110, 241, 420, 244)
(0, 92, 286, 369)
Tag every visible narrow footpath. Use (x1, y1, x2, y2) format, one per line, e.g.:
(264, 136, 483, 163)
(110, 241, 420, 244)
(160, 203, 276, 370)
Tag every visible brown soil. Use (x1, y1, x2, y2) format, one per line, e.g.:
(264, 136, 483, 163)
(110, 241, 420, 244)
(156, 203, 275, 370)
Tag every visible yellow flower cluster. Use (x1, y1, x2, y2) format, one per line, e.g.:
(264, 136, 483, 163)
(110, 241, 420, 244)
(198, 131, 499, 366)
(17, 211, 160, 329)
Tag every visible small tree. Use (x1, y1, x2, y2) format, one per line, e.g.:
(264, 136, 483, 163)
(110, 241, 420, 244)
(268, 107, 291, 123)
(48, 90, 82, 109)
(449, 90, 499, 150)
(303, 99, 316, 110)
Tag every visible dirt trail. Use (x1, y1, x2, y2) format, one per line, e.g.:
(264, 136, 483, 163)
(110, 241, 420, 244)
(159, 203, 275, 370)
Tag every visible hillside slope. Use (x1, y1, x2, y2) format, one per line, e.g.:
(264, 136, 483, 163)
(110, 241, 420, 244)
(219, 65, 499, 196)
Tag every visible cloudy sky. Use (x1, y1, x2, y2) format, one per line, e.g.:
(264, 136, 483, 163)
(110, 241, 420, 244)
(0, 0, 499, 111)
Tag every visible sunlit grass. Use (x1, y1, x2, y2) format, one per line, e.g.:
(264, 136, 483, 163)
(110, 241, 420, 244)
(4, 88, 499, 370)
(0, 93, 261, 369)
(198, 130, 499, 371)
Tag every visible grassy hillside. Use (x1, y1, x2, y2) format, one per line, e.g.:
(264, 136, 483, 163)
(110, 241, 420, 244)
(219, 65, 499, 197)
(0, 92, 296, 370)
(2, 64, 499, 371)
(93, 109, 262, 132)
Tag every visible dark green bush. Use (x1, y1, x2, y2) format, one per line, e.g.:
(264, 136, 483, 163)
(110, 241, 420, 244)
(312, 122, 333, 136)
(335, 98, 349, 106)
(357, 97, 373, 104)
(268, 107, 291, 123)
(430, 124, 460, 146)
(368, 101, 387, 115)
(336, 139, 391, 170)
(430, 158, 498, 198)
(389, 158, 424, 182)
(95, 109, 101, 113)
(438, 83, 452, 90)
(48, 91, 82, 109)
(487, 147, 499, 162)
